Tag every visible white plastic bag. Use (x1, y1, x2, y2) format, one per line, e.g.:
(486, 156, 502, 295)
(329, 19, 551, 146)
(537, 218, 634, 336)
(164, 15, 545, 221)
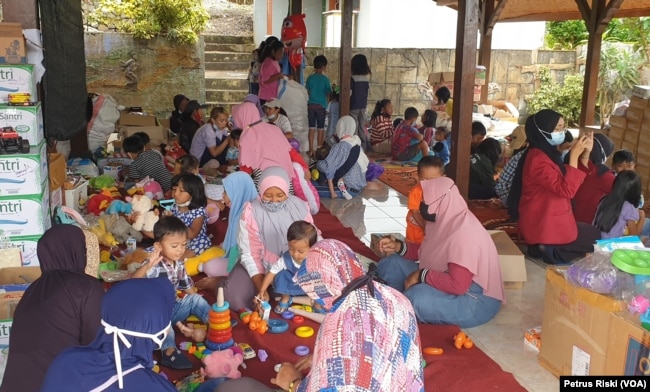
(278, 79, 309, 152)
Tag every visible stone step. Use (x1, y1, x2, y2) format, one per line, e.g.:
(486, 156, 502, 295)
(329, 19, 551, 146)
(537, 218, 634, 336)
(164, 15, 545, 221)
(206, 89, 249, 103)
(205, 61, 250, 72)
(206, 78, 249, 90)
(205, 51, 250, 63)
(205, 43, 257, 54)
(204, 101, 241, 110)
(203, 35, 253, 45)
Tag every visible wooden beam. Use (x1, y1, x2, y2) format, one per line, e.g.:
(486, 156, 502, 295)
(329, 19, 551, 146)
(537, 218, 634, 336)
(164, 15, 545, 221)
(267, 0, 273, 36)
(447, 0, 479, 199)
(339, 0, 353, 117)
(575, 0, 592, 28)
(479, 33, 492, 103)
(579, 28, 603, 127)
(291, 0, 303, 15)
(596, 0, 624, 34)
(485, 0, 506, 36)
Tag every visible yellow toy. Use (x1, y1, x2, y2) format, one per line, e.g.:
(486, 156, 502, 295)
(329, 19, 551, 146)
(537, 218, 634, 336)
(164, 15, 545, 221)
(88, 218, 119, 248)
(185, 246, 225, 276)
(100, 250, 113, 263)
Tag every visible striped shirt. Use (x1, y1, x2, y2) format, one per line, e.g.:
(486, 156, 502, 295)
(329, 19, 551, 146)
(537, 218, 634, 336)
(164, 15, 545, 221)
(145, 259, 193, 290)
(128, 150, 173, 191)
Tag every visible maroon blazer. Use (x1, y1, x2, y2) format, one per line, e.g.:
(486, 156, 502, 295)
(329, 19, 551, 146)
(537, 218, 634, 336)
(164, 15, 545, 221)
(573, 160, 615, 224)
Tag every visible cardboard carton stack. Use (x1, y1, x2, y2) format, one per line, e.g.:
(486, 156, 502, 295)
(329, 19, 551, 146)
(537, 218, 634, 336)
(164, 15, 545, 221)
(0, 23, 50, 267)
(429, 66, 486, 115)
(607, 87, 650, 194)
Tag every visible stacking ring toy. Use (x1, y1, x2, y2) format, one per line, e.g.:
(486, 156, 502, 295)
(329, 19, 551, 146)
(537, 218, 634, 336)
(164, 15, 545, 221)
(295, 326, 314, 338)
(268, 319, 289, 334)
(209, 312, 230, 324)
(292, 316, 305, 324)
(294, 345, 310, 356)
(230, 318, 238, 328)
(205, 338, 235, 351)
(209, 321, 231, 331)
(281, 311, 294, 320)
(212, 302, 229, 313)
(207, 328, 232, 341)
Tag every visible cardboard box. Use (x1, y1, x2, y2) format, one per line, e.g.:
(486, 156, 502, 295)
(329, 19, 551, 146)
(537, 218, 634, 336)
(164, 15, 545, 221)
(63, 179, 88, 212)
(0, 187, 51, 237)
(609, 115, 627, 129)
(428, 72, 455, 97)
(48, 152, 66, 192)
(488, 230, 527, 288)
(0, 103, 43, 146)
(0, 266, 40, 348)
(0, 23, 25, 64)
(6, 236, 41, 267)
(538, 267, 626, 377)
(0, 64, 36, 103)
(118, 112, 158, 127)
(626, 107, 644, 122)
(121, 126, 168, 147)
(605, 312, 650, 375)
(0, 141, 46, 197)
(475, 65, 486, 86)
(624, 129, 640, 144)
(622, 141, 637, 152)
(632, 85, 650, 100)
(473, 85, 481, 102)
(627, 121, 642, 133)
(629, 96, 649, 110)
(608, 125, 625, 141)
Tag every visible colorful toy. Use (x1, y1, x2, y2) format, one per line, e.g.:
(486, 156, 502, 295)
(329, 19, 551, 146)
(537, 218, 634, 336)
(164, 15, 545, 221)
(612, 249, 650, 275)
(179, 341, 192, 351)
(89, 174, 116, 190)
(257, 349, 268, 362)
(184, 246, 226, 276)
(86, 193, 116, 216)
(135, 176, 164, 200)
(294, 345, 309, 356)
(292, 315, 305, 324)
(237, 343, 256, 360)
(0, 127, 29, 154)
(106, 200, 132, 215)
(206, 201, 220, 224)
(629, 295, 650, 314)
(129, 194, 159, 232)
(88, 218, 119, 248)
(201, 348, 243, 380)
(281, 311, 294, 320)
(295, 326, 314, 338)
(453, 332, 474, 349)
(102, 213, 143, 244)
(281, 14, 307, 71)
(423, 347, 444, 355)
(268, 319, 289, 334)
(206, 287, 234, 351)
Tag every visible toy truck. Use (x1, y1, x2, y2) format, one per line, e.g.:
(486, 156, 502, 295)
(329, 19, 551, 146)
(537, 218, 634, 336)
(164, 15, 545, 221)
(0, 127, 29, 154)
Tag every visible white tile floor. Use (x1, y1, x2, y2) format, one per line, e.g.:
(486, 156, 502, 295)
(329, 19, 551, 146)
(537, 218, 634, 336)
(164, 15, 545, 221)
(321, 186, 560, 392)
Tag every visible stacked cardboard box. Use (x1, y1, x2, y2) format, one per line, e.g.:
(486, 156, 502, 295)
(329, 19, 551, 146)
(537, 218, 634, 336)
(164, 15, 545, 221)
(0, 25, 50, 266)
(429, 66, 486, 114)
(607, 91, 650, 195)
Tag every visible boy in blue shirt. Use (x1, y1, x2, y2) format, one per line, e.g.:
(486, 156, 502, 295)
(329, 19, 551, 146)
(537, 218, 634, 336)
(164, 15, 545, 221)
(306, 55, 332, 157)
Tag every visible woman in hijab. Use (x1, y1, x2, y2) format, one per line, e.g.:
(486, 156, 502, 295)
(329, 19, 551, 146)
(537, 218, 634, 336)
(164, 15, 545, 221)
(507, 109, 601, 264)
(315, 116, 369, 199)
(237, 166, 318, 303)
(170, 94, 189, 135)
(195, 172, 258, 289)
(377, 176, 505, 327)
(572, 133, 616, 224)
(216, 240, 424, 392)
(41, 277, 176, 391)
(243, 94, 264, 118)
(1, 225, 104, 392)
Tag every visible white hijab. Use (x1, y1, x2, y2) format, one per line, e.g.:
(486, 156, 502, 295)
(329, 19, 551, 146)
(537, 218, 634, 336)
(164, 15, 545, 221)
(335, 116, 369, 173)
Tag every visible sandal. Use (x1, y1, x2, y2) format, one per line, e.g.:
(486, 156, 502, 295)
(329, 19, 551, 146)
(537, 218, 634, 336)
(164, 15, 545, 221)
(274, 296, 293, 314)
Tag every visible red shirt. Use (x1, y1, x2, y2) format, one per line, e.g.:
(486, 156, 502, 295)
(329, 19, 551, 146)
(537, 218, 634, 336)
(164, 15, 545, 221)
(573, 161, 615, 224)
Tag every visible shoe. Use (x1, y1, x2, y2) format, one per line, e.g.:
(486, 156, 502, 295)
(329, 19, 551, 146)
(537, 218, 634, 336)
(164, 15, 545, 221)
(160, 349, 194, 370)
(337, 180, 353, 200)
(274, 296, 293, 314)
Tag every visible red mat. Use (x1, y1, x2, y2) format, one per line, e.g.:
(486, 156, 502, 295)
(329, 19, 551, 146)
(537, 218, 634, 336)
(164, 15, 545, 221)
(161, 203, 524, 391)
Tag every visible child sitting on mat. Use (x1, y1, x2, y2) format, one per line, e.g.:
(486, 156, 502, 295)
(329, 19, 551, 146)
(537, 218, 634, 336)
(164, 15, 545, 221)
(256, 220, 320, 314)
(406, 156, 445, 251)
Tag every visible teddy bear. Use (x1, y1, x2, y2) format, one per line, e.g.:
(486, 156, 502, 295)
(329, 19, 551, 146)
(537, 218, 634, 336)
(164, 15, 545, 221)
(201, 349, 243, 380)
(102, 213, 143, 244)
(129, 194, 159, 232)
(122, 248, 149, 273)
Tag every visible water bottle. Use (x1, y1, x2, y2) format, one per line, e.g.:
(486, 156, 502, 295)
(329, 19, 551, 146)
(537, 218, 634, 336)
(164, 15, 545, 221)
(126, 237, 137, 254)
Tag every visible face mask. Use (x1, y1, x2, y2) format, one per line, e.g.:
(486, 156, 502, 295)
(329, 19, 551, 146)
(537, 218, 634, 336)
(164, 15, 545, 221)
(267, 114, 277, 121)
(419, 184, 454, 222)
(561, 150, 569, 162)
(261, 199, 287, 212)
(534, 115, 565, 146)
(639, 194, 645, 209)
(176, 199, 191, 208)
(101, 319, 171, 389)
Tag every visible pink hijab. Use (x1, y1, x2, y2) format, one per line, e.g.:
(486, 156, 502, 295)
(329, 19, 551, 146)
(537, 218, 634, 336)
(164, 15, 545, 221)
(233, 101, 294, 176)
(419, 177, 505, 302)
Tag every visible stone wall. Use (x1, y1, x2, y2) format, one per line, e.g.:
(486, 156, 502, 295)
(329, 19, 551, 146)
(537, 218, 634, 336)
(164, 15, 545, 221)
(85, 33, 205, 118)
(304, 47, 578, 120)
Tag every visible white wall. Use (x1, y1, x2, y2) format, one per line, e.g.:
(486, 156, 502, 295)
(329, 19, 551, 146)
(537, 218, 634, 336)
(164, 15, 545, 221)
(253, 0, 290, 46)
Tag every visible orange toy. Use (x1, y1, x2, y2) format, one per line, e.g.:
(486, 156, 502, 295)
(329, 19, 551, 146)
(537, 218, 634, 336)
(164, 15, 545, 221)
(453, 332, 474, 349)
(205, 288, 234, 348)
(422, 347, 444, 355)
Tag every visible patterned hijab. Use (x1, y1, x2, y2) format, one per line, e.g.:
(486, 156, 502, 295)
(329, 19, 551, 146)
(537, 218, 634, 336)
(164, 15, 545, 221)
(37, 224, 99, 278)
(294, 239, 425, 391)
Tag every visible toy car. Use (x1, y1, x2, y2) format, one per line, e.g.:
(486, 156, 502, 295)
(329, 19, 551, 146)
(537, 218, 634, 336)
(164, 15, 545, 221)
(237, 343, 256, 360)
(0, 127, 29, 154)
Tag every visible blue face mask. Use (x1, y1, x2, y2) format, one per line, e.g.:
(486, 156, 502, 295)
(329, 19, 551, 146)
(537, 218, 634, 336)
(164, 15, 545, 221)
(534, 115, 565, 146)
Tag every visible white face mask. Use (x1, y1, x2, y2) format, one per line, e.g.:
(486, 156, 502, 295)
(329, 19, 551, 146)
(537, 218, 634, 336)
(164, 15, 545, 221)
(267, 113, 278, 121)
(101, 319, 171, 389)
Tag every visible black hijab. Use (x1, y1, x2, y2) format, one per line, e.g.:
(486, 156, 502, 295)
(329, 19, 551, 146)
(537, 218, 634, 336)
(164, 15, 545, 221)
(506, 109, 563, 220)
(37, 224, 87, 274)
(590, 133, 615, 176)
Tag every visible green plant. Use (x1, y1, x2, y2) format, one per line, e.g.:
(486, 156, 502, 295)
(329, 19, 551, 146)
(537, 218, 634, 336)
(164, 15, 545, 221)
(596, 45, 643, 125)
(88, 0, 209, 45)
(526, 67, 584, 126)
(545, 21, 589, 49)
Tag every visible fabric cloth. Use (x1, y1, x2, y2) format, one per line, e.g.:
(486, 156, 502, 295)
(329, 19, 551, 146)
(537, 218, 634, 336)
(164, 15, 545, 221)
(145, 257, 193, 291)
(161, 294, 210, 351)
(418, 177, 505, 302)
(293, 239, 424, 391)
(573, 160, 616, 224)
(519, 148, 586, 245)
(406, 183, 425, 244)
(264, 113, 292, 135)
(370, 114, 394, 145)
(172, 205, 211, 255)
(537, 222, 601, 264)
(420, 127, 434, 146)
(350, 75, 370, 111)
(392, 122, 421, 160)
(234, 102, 294, 176)
(190, 123, 229, 167)
(336, 116, 369, 173)
(316, 140, 367, 192)
(40, 278, 176, 392)
(306, 72, 332, 108)
(431, 140, 450, 166)
(600, 201, 640, 239)
(495, 149, 526, 206)
(271, 252, 306, 296)
(128, 150, 173, 192)
(1, 225, 104, 392)
(239, 167, 314, 277)
(259, 57, 281, 101)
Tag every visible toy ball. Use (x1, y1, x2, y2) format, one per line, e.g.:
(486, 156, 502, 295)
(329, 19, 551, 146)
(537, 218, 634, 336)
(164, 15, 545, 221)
(311, 169, 319, 181)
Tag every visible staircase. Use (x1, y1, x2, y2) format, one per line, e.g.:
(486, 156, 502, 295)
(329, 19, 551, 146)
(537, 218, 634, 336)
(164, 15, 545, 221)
(203, 35, 256, 110)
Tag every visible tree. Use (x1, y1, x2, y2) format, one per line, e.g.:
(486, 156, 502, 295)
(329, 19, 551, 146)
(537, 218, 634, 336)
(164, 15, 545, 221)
(526, 68, 584, 126)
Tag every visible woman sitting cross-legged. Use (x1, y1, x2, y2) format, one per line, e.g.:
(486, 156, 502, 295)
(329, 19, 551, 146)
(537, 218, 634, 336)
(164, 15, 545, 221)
(377, 176, 505, 328)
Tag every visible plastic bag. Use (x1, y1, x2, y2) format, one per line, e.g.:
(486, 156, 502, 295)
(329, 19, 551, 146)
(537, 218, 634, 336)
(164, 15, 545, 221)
(567, 252, 623, 294)
(366, 162, 384, 181)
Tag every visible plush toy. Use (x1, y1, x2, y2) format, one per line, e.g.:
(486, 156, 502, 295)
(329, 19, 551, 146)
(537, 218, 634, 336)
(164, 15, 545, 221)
(201, 349, 243, 380)
(176, 321, 207, 343)
(106, 200, 133, 215)
(86, 193, 115, 216)
(130, 194, 159, 232)
(122, 248, 149, 273)
(88, 218, 119, 248)
(135, 177, 164, 200)
(89, 174, 116, 190)
(281, 14, 307, 71)
(206, 201, 220, 225)
(102, 213, 143, 244)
